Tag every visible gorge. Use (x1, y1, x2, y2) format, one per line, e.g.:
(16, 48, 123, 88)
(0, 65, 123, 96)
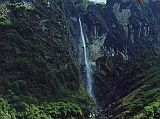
(0, 0, 160, 119)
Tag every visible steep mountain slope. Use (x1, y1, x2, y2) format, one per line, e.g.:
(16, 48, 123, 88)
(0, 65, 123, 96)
(65, 0, 160, 118)
(0, 0, 160, 119)
(0, 0, 93, 118)
(80, 0, 160, 119)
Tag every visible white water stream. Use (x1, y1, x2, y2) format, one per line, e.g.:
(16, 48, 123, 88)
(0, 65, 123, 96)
(79, 18, 94, 98)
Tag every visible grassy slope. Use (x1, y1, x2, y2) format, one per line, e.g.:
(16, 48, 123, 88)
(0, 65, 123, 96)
(95, 48, 160, 119)
(109, 65, 160, 119)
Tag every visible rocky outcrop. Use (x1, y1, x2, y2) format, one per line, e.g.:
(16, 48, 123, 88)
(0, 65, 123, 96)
(88, 1, 160, 118)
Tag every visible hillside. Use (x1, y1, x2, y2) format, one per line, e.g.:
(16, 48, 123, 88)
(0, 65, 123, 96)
(0, 0, 160, 119)
(0, 0, 93, 118)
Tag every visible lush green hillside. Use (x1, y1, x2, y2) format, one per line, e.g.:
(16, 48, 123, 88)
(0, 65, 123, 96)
(0, 1, 93, 118)
(0, 0, 160, 119)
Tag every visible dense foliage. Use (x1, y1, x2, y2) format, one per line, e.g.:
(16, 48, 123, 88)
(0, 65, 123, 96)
(0, 98, 83, 119)
(0, 0, 93, 118)
(0, 0, 160, 119)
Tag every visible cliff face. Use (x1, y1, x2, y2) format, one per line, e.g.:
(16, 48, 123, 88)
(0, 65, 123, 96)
(63, 0, 160, 118)
(77, 0, 160, 118)
(87, 0, 160, 104)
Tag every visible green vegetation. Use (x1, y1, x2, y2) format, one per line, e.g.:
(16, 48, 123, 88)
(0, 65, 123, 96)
(73, 0, 90, 11)
(104, 56, 160, 119)
(0, 98, 83, 119)
(0, 3, 11, 25)
(0, 15, 11, 25)
(0, 98, 16, 119)
(134, 101, 160, 119)
(1, 0, 159, 119)
(95, 45, 160, 118)
(0, 1, 93, 118)
(7, 3, 34, 11)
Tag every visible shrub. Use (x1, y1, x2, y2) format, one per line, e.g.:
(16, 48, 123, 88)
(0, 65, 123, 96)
(134, 100, 160, 119)
(0, 98, 16, 119)
(0, 15, 11, 25)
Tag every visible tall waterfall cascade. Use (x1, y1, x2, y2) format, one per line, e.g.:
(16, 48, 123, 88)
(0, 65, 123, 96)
(78, 18, 94, 98)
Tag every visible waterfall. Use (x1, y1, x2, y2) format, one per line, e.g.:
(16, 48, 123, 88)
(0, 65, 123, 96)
(139, 22, 142, 38)
(79, 18, 94, 98)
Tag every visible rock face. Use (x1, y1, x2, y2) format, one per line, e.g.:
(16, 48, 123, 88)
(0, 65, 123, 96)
(63, 0, 160, 118)
(113, 2, 131, 35)
(77, 0, 160, 118)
